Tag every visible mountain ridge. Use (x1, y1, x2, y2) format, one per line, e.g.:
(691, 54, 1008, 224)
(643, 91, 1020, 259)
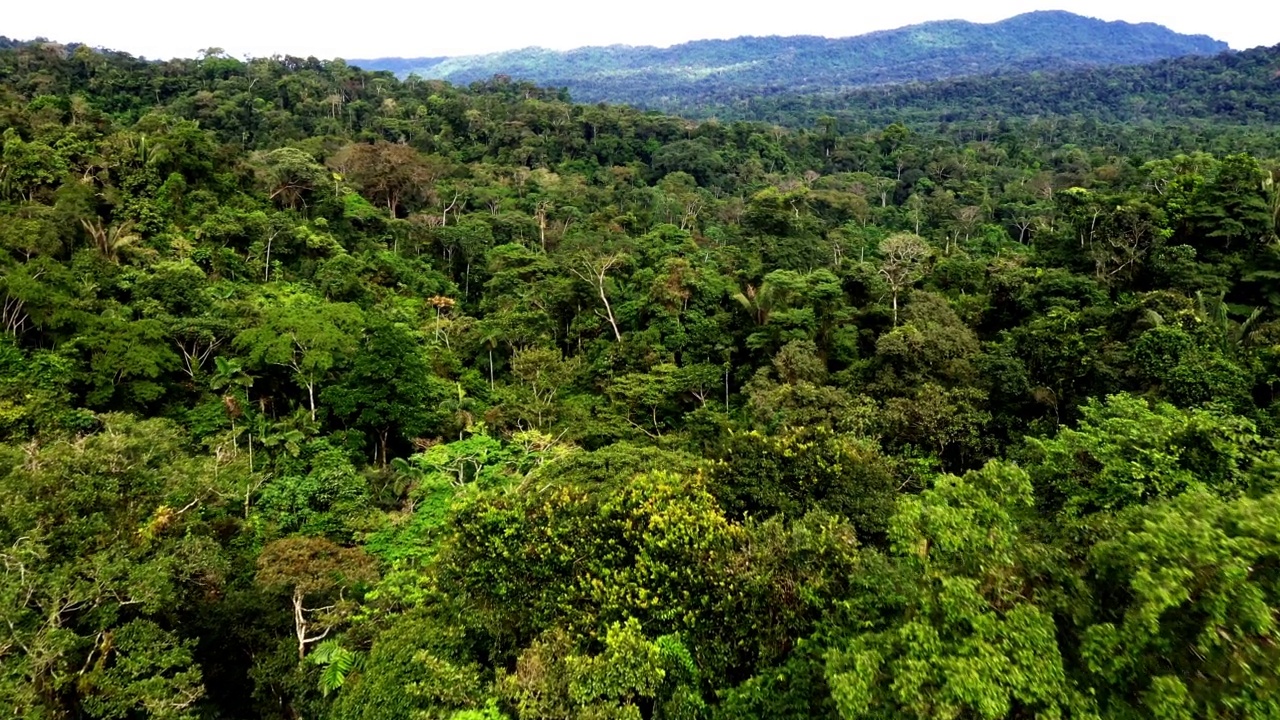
(731, 43, 1280, 128)
(349, 11, 1229, 110)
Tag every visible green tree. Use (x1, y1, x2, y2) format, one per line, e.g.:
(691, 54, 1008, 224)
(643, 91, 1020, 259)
(876, 234, 931, 325)
(826, 463, 1078, 720)
(236, 290, 364, 422)
(1083, 490, 1280, 717)
(1022, 393, 1278, 518)
(0, 415, 245, 718)
(321, 314, 450, 463)
(710, 426, 898, 543)
(255, 536, 378, 660)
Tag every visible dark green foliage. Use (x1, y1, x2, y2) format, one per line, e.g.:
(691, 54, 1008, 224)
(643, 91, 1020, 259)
(329, 610, 488, 720)
(709, 427, 897, 543)
(1022, 394, 1280, 518)
(5, 30, 1280, 720)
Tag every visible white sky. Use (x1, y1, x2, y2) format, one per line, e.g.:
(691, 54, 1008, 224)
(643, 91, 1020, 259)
(3, 0, 1275, 59)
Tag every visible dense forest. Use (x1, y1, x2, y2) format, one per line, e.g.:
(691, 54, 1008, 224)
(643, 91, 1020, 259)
(733, 43, 1280, 128)
(5, 35, 1280, 720)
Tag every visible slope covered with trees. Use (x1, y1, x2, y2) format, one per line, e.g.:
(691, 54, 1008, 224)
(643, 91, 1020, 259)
(352, 11, 1227, 112)
(5, 38, 1280, 720)
(736, 42, 1280, 127)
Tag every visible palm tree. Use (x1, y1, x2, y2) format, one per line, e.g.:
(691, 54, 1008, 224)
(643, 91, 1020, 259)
(1195, 291, 1263, 357)
(80, 217, 139, 263)
(732, 282, 777, 326)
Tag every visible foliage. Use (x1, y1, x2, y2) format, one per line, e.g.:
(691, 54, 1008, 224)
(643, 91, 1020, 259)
(4, 30, 1280, 720)
(1022, 393, 1280, 518)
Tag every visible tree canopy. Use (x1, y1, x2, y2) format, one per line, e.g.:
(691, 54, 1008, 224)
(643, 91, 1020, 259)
(3, 33, 1280, 720)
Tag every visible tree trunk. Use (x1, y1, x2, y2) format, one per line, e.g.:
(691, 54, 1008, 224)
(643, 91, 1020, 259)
(293, 591, 308, 660)
(599, 283, 622, 342)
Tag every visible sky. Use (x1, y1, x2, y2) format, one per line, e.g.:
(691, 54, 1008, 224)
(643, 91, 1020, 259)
(3, 0, 1277, 60)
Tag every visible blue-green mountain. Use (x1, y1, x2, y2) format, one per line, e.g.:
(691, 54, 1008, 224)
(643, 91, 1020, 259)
(350, 11, 1228, 112)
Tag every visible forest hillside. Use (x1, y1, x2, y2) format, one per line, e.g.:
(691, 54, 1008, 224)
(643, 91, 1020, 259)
(3, 34, 1280, 720)
(351, 11, 1228, 113)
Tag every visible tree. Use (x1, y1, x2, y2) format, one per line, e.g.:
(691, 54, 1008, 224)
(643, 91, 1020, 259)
(77, 620, 206, 720)
(505, 346, 581, 429)
(326, 611, 490, 720)
(236, 291, 364, 422)
(433, 472, 743, 675)
(0, 127, 65, 202)
(826, 463, 1078, 720)
(744, 340, 866, 431)
(321, 315, 449, 463)
(255, 536, 378, 660)
(497, 619, 703, 720)
(71, 310, 180, 409)
(571, 250, 628, 342)
(1188, 153, 1273, 254)
(80, 216, 140, 264)
(882, 383, 991, 467)
(1083, 490, 1280, 717)
(0, 414, 244, 718)
(330, 142, 450, 217)
(254, 147, 330, 211)
(1022, 393, 1276, 518)
(1092, 199, 1168, 284)
(608, 364, 682, 438)
(709, 426, 898, 543)
(876, 234, 931, 325)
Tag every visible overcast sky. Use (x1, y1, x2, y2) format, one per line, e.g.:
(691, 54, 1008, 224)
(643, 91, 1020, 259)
(4, 0, 1276, 60)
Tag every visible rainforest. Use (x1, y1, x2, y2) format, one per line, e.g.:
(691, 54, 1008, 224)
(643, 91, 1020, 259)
(4, 35, 1280, 719)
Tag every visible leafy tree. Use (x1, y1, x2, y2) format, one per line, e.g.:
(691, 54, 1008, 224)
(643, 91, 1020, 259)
(502, 346, 581, 429)
(0, 414, 244, 718)
(1084, 490, 1280, 717)
(330, 141, 449, 217)
(709, 426, 898, 543)
(875, 234, 931, 325)
(321, 314, 450, 463)
(826, 463, 1078, 720)
(236, 290, 364, 422)
(255, 536, 378, 660)
(253, 147, 330, 211)
(326, 609, 489, 720)
(496, 619, 702, 720)
(1022, 393, 1279, 518)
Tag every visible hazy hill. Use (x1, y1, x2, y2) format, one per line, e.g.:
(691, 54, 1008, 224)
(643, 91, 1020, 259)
(350, 11, 1228, 110)
(739, 43, 1280, 128)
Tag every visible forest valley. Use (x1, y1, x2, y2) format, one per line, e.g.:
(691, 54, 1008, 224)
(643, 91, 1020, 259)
(5, 39, 1280, 719)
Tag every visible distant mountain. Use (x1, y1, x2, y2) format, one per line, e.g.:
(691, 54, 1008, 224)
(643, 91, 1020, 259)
(349, 11, 1228, 111)
(738, 43, 1280, 128)
(345, 55, 447, 76)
